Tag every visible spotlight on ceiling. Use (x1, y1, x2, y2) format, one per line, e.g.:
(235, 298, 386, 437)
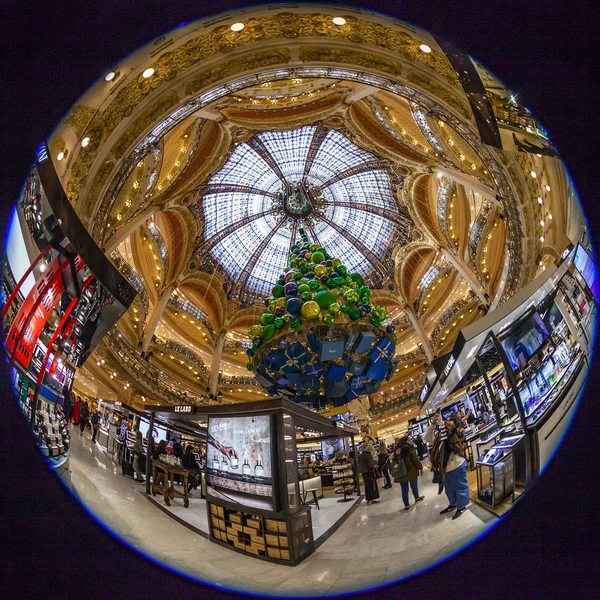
(105, 71, 116, 82)
(419, 44, 432, 53)
(332, 17, 346, 26)
(81, 137, 90, 148)
(142, 67, 155, 78)
(230, 22, 245, 31)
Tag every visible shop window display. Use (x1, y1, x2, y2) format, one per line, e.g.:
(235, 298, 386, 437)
(1, 4, 597, 597)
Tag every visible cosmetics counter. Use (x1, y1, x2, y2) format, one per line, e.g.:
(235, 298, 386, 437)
(143, 399, 359, 566)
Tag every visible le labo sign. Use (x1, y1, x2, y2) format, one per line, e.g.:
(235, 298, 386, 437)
(174, 405, 194, 413)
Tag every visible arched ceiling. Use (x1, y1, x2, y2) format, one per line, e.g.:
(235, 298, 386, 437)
(50, 5, 574, 412)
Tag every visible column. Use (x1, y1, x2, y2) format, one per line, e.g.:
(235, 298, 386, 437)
(142, 283, 176, 352)
(441, 248, 489, 307)
(405, 306, 434, 363)
(210, 331, 226, 396)
(435, 167, 501, 207)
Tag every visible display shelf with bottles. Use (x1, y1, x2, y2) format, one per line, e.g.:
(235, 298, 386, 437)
(34, 397, 71, 458)
(208, 501, 312, 565)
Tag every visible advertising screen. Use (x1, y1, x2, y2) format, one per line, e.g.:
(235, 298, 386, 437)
(5, 207, 35, 298)
(206, 415, 273, 511)
(544, 302, 564, 331)
(322, 438, 346, 462)
(573, 244, 599, 302)
(501, 312, 550, 371)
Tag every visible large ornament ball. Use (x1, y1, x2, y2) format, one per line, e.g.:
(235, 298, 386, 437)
(260, 312, 275, 326)
(263, 324, 276, 340)
(302, 236, 309, 242)
(285, 272, 295, 283)
(326, 260, 333, 267)
(301, 291, 312, 302)
(299, 249, 307, 257)
(362, 304, 372, 313)
(310, 244, 319, 252)
(349, 273, 364, 287)
(301, 301, 321, 319)
(286, 297, 303, 315)
(358, 306, 368, 317)
(348, 308, 361, 320)
(299, 264, 309, 274)
(298, 283, 310, 295)
(293, 272, 303, 281)
(290, 317, 303, 329)
(329, 302, 341, 315)
(289, 258, 297, 268)
(315, 289, 336, 309)
(335, 264, 348, 276)
(370, 316, 381, 327)
(341, 304, 350, 314)
(311, 251, 325, 264)
(304, 253, 312, 263)
(275, 298, 287, 310)
(332, 258, 341, 268)
(350, 281, 358, 289)
(249, 325, 264, 337)
(284, 282, 298, 296)
(373, 305, 388, 320)
(308, 279, 320, 290)
(322, 314, 334, 325)
(320, 274, 330, 285)
(274, 307, 285, 317)
(273, 317, 284, 329)
(343, 290, 360, 305)
(314, 265, 328, 277)
(246, 362, 253, 371)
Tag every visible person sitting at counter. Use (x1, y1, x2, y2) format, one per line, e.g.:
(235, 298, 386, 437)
(427, 413, 470, 520)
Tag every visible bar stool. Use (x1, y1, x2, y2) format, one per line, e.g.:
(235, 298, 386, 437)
(303, 486, 320, 509)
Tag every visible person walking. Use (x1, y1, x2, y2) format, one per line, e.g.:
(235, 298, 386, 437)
(391, 436, 424, 511)
(132, 431, 146, 483)
(182, 444, 201, 495)
(79, 401, 90, 436)
(357, 444, 380, 505)
(427, 412, 470, 520)
(91, 409, 101, 443)
(72, 396, 81, 425)
(378, 445, 392, 489)
(62, 386, 74, 423)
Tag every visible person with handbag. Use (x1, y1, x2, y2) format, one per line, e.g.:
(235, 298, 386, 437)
(390, 436, 424, 511)
(356, 444, 380, 505)
(378, 445, 392, 489)
(426, 412, 470, 520)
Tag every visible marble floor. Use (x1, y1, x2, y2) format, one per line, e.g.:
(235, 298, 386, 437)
(67, 431, 497, 597)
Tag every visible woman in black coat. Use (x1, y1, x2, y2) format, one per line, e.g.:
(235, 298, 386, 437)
(357, 445, 380, 505)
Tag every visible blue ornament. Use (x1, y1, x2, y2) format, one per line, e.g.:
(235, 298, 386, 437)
(286, 297, 303, 315)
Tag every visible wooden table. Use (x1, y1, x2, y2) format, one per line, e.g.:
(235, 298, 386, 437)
(151, 460, 190, 507)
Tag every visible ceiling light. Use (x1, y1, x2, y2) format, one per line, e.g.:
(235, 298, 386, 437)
(230, 22, 245, 31)
(537, 197, 543, 204)
(105, 71, 116, 81)
(548, 213, 553, 220)
(39, 262, 47, 273)
(545, 185, 551, 191)
(540, 236, 545, 242)
(540, 220, 545, 227)
(142, 67, 155, 78)
(81, 137, 90, 147)
(332, 17, 346, 25)
(530, 171, 537, 178)
(419, 44, 432, 53)
(56, 152, 64, 161)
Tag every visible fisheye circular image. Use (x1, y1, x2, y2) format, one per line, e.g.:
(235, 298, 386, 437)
(2, 4, 597, 597)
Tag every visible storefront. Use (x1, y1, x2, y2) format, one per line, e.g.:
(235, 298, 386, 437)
(420, 244, 594, 511)
(140, 399, 360, 565)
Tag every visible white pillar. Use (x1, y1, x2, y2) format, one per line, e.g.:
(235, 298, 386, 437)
(442, 248, 489, 307)
(435, 167, 501, 207)
(210, 332, 226, 396)
(405, 307, 434, 363)
(142, 284, 175, 352)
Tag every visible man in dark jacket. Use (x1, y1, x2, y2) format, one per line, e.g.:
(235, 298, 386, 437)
(378, 446, 392, 489)
(79, 401, 90, 436)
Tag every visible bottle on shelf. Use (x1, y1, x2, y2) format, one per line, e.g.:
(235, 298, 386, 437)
(212, 457, 220, 470)
(255, 460, 264, 477)
(230, 455, 239, 469)
(221, 457, 229, 472)
(242, 459, 251, 475)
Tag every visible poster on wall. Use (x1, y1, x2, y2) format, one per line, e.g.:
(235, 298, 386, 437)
(206, 415, 274, 511)
(322, 438, 346, 462)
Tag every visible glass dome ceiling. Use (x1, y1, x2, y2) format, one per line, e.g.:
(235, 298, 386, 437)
(201, 124, 410, 297)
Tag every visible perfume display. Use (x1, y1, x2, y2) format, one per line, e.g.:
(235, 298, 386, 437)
(242, 459, 251, 475)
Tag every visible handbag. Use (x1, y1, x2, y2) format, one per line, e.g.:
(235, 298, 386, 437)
(389, 454, 408, 479)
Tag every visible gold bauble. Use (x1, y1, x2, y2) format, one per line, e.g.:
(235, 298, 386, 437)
(300, 300, 321, 320)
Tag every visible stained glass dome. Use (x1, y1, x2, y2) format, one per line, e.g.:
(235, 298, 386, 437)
(200, 124, 412, 297)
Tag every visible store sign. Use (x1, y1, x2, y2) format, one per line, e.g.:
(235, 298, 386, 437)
(174, 405, 193, 413)
(420, 383, 430, 404)
(442, 354, 456, 379)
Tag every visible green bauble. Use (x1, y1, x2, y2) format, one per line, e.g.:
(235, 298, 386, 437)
(335, 264, 348, 276)
(301, 301, 321, 320)
(310, 243, 319, 252)
(328, 302, 341, 315)
(322, 314, 334, 325)
(304, 252, 312, 263)
(349, 273, 364, 287)
(326, 260, 333, 267)
(299, 264, 308, 274)
(372, 305, 388, 320)
(298, 283, 310, 294)
(348, 308, 361, 320)
(263, 324, 276, 340)
(392, 333, 397, 343)
(272, 284, 285, 298)
(289, 258, 297, 268)
(370, 316, 381, 327)
(349, 281, 358, 289)
(341, 304, 350, 314)
(290, 317, 303, 329)
(246, 362, 253, 371)
(283, 313, 292, 323)
(311, 251, 325, 264)
(315, 289, 336, 309)
(260, 312, 275, 326)
(308, 279, 320, 290)
(301, 291, 312, 302)
(302, 236, 308, 242)
(343, 290, 360, 305)
(295, 257, 306, 268)
(299, 278, 309, 285)
(358, 286, 370, 297)
(273, 317, 284, 329)
(293, 271, 303, 281)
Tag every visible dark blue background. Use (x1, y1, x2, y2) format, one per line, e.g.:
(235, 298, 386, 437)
(1, 1, 598, 598)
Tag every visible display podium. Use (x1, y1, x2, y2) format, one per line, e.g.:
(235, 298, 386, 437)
(475, 444, 516, 508)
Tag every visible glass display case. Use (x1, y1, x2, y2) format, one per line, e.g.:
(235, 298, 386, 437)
(476, 447, 515, 507)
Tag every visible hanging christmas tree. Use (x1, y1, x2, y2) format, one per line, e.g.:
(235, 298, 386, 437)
(246, 232, 397, 409)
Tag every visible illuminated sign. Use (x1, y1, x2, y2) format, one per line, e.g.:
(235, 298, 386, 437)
(442, 354, 456, 379)
(174, 405, 193, 413)
(420, 383, 430, 404)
